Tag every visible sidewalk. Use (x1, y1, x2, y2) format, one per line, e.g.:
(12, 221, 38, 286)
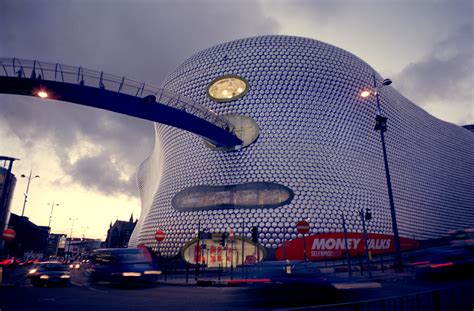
(155, 268, 414, 287)
(0, 266, 27, 287)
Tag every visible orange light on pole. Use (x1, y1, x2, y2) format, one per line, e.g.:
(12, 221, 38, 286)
(360, 90, 371, 98)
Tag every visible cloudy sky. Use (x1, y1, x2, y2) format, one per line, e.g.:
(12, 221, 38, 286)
(0, 0, 472, 239)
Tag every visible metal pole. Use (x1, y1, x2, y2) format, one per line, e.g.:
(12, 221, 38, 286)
(241, 222, 245, 267)
(21, 169, 33, 217)
(47, 201, 56, 228)
(372, 74, 403, 272)
(66, 218, 76, 263)
(195, 221, 200, 281)
(342, 214, 352, 278)
(230, 239, 234, 280)
(360, 209, 372, 278)
(303, 234, 307, 261)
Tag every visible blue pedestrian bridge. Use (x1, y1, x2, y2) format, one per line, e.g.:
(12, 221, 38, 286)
(0, 58, 243, 148)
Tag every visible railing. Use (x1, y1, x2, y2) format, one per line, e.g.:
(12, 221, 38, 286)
(310, 284, 474, 311)
(0, 57, 234, 132)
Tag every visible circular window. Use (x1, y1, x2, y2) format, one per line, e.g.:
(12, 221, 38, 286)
(207, 75, 248, 102)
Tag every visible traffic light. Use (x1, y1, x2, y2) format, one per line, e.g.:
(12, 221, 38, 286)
(374, 115, 388, 132)
(251, 227, 258, 243)
(365, 208, 372, 221)
(220, 232, 227, 247)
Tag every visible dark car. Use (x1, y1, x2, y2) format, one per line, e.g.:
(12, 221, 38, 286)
(87, 247, 161, 286)
(27, 261, 71, 287)
(413, 229, 474, 280)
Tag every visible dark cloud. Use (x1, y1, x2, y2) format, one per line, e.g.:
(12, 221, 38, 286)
(0, 0, 279, 197)
(395, 24, 473, 125)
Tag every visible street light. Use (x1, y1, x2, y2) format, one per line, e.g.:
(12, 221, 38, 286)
(20, 169, 40, 217)
(66, 217, 78, 263)
(47, 201, 59, 228)
(360, 74, 403, 272)
(80, 226, 89, 258)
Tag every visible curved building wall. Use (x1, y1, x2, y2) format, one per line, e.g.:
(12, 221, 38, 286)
(129, 35, 474, 256)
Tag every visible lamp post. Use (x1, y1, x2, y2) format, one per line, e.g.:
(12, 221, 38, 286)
(20, 169, 40, 217)
(66, 217, 78, 263)
(361, 75, 403, 272)
(47, 201, 59, 228)
(80, 226, 89, 258)
(360, 208, 372, 278)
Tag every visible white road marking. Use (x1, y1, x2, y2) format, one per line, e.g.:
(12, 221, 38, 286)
(87, 286, 108, 293)
(71, 281, 84, 287)
(332, 282, 382, 289)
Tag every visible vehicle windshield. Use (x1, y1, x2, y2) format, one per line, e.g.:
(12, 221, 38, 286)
(38, 263, 68, 271)
(451, 232, 474, 240)
(93, 249, 148, 264)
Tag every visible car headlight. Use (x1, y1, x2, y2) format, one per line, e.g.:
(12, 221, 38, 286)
(40, 275, 50, 279)
(69, 264, 74, 268)
(143, 270, 162, 275)
(61, 275, 71, 279)
(28, 269, 37, 274)
(122, 272, 142, 277)
(75, 264, 80, 269)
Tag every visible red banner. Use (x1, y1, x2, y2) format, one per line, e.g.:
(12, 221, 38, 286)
(275, 233, 419, 261)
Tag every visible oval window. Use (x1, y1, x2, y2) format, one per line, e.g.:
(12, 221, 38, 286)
(207, 75, 248, 102)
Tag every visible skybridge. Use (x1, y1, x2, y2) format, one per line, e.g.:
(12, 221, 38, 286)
(0, 58, 243, 148)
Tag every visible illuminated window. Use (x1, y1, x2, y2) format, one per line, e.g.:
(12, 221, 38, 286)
(207, 75, 248, 102)
(172, 182, 293, 211)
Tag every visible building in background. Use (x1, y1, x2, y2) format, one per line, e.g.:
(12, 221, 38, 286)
(46, 233, 67, 258)
(105, 214, 136, 248)
(65, 237, 102, 260)
(0, 165, 17, 258)
(7, 213, 49, 259)
(129, 35, 474, 259)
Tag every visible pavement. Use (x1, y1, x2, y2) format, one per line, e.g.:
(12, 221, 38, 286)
(153, 267, 415, 288)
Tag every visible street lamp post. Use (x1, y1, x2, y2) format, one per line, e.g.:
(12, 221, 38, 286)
(361, 75, 403, 272)
(80, 226, 89, 258)
(20, 169, 40, 217)
(47, 201, 59, 228)
(66, 217, 78, 263)
(360, 208, 372, 278)
(43, 201, 58, 259)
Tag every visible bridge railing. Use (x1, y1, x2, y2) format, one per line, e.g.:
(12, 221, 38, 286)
(0, 57, 233, 132)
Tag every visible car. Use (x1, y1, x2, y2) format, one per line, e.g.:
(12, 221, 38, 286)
(69, 262, 81, 270)
(87, 247, 161, 286)
(412, 229, 474, 280)
(27, 261, 71, 287)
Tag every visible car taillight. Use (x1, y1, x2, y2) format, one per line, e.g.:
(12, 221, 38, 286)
(430, 262, 454, 268)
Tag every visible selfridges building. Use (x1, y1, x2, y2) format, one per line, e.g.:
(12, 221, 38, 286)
(129, 35, 474, 257)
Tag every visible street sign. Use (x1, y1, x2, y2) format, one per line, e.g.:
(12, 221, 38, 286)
(296, 220, 310, 234)
(155, 229, 166, 242)
(2, 228, 16, 242)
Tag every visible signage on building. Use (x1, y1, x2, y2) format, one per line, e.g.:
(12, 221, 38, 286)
(181, 236, 265, 268)
(58, 236, 67, 249)
(275, 232, 419, 261)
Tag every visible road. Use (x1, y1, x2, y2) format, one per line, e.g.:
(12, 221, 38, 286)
(1, 267, 473, 310)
